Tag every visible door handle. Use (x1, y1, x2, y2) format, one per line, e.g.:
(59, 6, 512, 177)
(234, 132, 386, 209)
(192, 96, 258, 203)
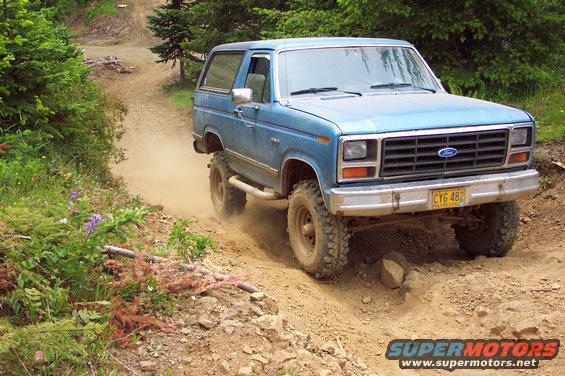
(234, 106, 255, 131)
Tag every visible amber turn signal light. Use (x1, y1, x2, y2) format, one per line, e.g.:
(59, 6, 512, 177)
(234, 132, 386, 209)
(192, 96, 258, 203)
(317, 136, 330, 144)
(342, 167, 370, 178)
(508, 152, 530, 164)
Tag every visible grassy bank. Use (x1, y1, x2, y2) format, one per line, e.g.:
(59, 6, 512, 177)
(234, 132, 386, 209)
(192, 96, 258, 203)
(510, 87, 565, 144)
(0, 131, 218, 374)
(0, 2, 225, 372)
(85, 0, 118, 23)
(163, 82, 195, 110)
(0, 131, 141, 373)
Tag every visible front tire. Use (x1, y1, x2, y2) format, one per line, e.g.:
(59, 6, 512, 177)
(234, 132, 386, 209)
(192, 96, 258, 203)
(288, 180, 350, 278)
(453, 201, 519, 258)
(209, 152, 246, 217)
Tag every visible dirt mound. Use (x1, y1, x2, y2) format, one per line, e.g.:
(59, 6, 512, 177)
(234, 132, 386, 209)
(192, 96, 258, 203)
(68, 0, 165, 46)
(70, 13, 128, 43)
(85, 55, 135, 74)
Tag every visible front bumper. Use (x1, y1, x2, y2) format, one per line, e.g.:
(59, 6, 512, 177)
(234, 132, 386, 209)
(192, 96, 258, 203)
(329, 169, 539, 217)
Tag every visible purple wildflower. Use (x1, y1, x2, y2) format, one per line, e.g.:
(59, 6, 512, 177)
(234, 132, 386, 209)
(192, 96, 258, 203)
(69, 191, 79, 202)
(85, 214, 103, 235)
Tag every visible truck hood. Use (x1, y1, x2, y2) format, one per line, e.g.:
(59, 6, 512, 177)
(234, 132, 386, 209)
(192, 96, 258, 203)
(287, 92, 531, 135)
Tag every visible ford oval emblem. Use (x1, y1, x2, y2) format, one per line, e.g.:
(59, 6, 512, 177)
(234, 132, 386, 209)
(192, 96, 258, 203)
(438, 147, 458, 158)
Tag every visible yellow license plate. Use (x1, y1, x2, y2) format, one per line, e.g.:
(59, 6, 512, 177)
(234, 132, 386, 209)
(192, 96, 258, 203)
(432, 188, 466, 209)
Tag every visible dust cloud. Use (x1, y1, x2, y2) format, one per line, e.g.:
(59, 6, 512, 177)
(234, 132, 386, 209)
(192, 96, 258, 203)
(112, 124, 215, 217)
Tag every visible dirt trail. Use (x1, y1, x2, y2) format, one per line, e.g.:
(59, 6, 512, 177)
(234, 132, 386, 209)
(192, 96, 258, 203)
(83, 45, 214, 217)
(80, 3, 565, 374)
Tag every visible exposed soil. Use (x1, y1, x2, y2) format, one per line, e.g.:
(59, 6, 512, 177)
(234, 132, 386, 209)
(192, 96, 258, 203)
(69, 0, 163, 46)
(79, 3, 565, 375)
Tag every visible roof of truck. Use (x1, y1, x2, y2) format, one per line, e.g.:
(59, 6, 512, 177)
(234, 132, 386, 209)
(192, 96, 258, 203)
(210, 37, 412, 53)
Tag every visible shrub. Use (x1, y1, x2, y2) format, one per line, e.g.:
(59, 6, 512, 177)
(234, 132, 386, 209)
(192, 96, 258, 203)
(0, 132, 148, 324)
(84, 0, 117, 23)
(0, 0, 125, 173)
(338, 0, 564, 94)
(165, 220, 215, 261)
(0, 319, 108, 374)
(252, 0, 564, 94)
(32, 1, 91, 21)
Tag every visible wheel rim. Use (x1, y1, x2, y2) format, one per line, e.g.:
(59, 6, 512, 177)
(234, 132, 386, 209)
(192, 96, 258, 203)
(210, 167, 224, 210)
(293, 204, 316, 258)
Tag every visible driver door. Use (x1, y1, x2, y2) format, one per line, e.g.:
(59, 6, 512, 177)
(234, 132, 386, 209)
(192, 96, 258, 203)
(230, 52, 278, 187)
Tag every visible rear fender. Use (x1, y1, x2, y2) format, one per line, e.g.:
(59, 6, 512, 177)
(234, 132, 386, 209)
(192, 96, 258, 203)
(203, 127, 225, 153)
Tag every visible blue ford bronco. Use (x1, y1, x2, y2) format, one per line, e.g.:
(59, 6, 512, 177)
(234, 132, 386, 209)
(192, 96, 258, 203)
(192, 38, 539, 278)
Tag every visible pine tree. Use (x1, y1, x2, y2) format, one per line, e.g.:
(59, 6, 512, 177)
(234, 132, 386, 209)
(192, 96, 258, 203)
(147, 0, 193, 84)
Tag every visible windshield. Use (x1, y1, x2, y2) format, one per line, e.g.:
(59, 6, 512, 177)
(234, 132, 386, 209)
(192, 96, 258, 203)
(278, 46, 440, 98)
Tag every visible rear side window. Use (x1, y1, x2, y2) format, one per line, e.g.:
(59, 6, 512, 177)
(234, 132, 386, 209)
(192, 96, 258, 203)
(200, 52, 244, 92)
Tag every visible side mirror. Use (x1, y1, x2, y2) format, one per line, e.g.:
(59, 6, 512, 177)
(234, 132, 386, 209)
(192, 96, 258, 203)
(231, 88, 252, 105)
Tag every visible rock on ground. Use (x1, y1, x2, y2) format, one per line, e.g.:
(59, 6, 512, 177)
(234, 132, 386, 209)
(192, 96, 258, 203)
(250, 291, 266, 301)
(252, 314, 285, 342)
(238, 366, 253, 376)
(198, 296, 219, 310)
(197, 315, 216, 330)
(380, 259, 404, 288)
(400, 270, 422, 302)
(139, 360, 156, 371)
(382, 251, 408, 268)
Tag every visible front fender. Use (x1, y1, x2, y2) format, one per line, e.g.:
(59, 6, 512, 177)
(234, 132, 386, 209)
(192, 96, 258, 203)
(280, 152, 332, 209)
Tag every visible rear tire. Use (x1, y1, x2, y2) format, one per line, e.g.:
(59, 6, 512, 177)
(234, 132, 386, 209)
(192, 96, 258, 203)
(209, 152, 246, 217)
(288, 180, 350, 278)
(453, 201, 519, 258)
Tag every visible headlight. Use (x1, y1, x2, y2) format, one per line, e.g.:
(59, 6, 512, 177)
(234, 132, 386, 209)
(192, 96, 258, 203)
(343, 140, 367, 160)
(510, 127, 531, 147)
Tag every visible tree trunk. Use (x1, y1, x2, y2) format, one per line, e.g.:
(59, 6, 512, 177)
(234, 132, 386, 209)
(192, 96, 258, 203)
(179, 59, 187, 85)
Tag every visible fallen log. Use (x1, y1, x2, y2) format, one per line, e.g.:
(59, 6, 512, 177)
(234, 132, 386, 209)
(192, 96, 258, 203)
(103, 245, 259, 293)
(552, 160, 565, 170)
(2, 234, 32, 240)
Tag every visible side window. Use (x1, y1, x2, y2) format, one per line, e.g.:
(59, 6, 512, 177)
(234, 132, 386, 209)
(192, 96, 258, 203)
(245, 55, 271, 104)
(201, 52, 244, 93)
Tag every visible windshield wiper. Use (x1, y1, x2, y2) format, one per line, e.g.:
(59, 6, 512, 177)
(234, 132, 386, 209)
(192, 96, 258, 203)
(371, 83, 412, 89)
(290, 87, 362, 96)
(341, 90, 363, 97)
(370, 82, 436, 93)
(411, 86, 436, 93)
(291, 87, 338, 96)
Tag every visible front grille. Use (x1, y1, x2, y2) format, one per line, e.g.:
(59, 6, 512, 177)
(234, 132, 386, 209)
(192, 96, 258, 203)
(380, 129, 508, 177)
